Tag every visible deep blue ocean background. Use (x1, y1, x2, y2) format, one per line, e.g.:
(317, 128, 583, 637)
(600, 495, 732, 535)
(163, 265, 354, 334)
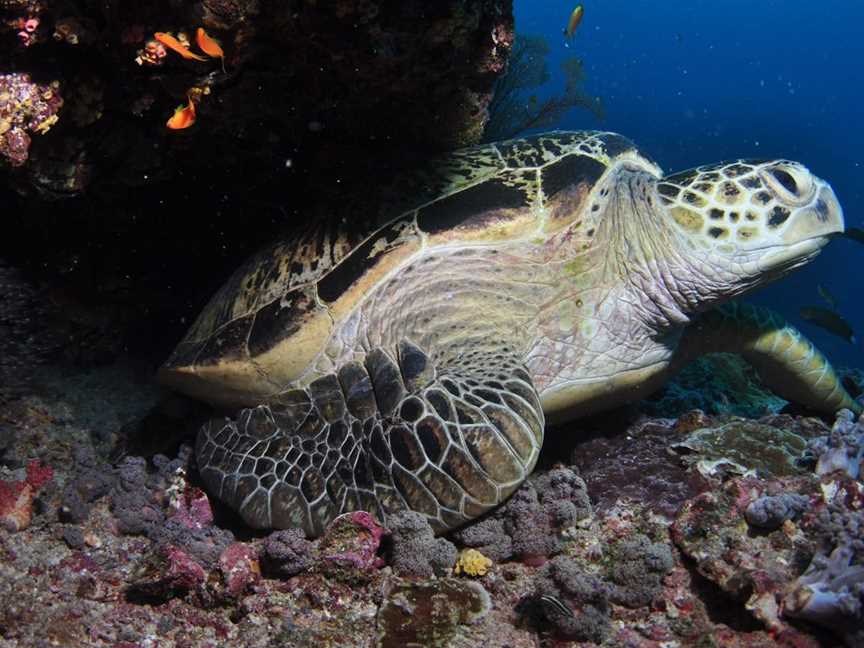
(516, 0, 864, 368)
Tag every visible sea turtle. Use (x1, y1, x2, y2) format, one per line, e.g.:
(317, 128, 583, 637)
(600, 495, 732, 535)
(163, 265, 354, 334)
(159, 131, 860, 536)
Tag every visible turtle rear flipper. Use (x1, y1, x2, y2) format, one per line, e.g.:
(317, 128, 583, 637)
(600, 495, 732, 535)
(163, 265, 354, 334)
(679, 302, 861, 416)
(195, 340, 544, 536)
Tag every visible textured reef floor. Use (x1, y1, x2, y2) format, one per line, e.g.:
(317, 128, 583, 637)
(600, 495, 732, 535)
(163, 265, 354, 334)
(1, 355, 862, 647)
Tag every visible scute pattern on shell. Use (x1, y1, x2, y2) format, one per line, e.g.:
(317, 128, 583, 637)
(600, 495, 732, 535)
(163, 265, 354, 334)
(162, 131, 656, 392)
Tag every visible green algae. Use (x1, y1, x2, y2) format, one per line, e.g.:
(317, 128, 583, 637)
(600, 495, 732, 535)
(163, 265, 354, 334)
(675, 419, 809, 478)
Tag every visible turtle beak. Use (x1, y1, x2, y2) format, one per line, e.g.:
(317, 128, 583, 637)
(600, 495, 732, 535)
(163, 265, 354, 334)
(781, 182, 845, 242)
(756, 182, 844, 273)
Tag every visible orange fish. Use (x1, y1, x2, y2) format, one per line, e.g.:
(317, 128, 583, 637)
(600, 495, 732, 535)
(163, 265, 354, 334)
(166, 99, 196, 129)
(154, 32, 207, 61)
(196, 28, 225, 71)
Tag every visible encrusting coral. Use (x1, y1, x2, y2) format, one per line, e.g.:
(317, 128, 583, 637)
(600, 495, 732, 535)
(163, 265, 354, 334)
(744, 492, 810, 529)
(454, 548, 492, 577)
(783, 492, 864, 645)
(807, 408, 864, 479)
(453, 466, 591, 563)
(0, 459, 53, 531)
(0, 72, 62, 166)
(387, 510, 457, 578)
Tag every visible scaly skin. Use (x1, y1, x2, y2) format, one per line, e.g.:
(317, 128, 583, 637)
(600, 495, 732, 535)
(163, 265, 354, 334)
(677, 302, 861, 416)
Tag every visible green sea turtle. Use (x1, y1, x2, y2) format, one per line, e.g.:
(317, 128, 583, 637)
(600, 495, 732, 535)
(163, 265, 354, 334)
(159, 131, 860, 536)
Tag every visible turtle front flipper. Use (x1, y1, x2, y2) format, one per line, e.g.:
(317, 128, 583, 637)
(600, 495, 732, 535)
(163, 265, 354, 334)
(678, 302, 861, 416)
(195, 340, 544, 536)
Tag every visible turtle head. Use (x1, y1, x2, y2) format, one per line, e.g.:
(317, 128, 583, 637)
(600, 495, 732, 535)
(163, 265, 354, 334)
(650, 158, 844, 309)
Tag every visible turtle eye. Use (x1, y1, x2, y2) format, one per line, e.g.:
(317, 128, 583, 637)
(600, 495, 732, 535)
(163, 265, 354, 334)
(770, 168, 797, 194)
(760, 162, 814, 206)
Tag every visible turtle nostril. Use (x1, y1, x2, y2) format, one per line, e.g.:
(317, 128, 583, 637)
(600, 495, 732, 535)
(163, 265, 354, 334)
(769, 168, 798, 195)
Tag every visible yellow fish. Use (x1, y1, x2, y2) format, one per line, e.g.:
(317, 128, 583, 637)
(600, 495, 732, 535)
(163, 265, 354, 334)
(564, 5, 584, 41)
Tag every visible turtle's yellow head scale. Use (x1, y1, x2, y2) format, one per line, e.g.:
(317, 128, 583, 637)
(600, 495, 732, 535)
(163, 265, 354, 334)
(654, 159, 844, 298)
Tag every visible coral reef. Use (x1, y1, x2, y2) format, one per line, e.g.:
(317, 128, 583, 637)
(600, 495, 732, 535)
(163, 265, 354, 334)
(453, 466, 591, 563)
(217, 542, 260, 599)
(376, 579, 492, 648)
(605, 534, 675, 608)
(571, 415, 713, 518)
(642, 352, 788, 418)
(670, 416, 864, 648)
(530, 555, 612, 643)
(260, 528, 315, 578)
(784, 545, 864, 644)
(0, 459, 52, 531)
(783, 484, 864, 645)
(744, 492, 810, 529)
(671, 417, 814, 479)
(126, 543, 208, 603)
(387, 510, 457, 578)
(806, 408, 864, 478)
(4, 286, 864, 648)
(317, 510, 386, 582)
(109, 452, 237, 567)
(454, 548, 492, 577)
(0, 72, 62, 166)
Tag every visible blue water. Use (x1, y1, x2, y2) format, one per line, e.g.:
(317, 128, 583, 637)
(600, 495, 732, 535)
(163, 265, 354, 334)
(516, 0, 864, 368)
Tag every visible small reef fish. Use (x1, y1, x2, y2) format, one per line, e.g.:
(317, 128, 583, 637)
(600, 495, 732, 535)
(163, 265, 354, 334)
(799, 306, 857, 344)
(844, 227, 864, 245)
(166, 98, 196, 129)
(817, 284, 838, 310)
(196, 28, 225, 71)
(539, 594, 574, 618)
(154, 32, 207, 61)
(563, 5, 584, 43)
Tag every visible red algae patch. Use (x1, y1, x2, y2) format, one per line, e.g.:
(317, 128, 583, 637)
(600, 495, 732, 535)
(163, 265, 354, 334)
(0, 459, 53, 532)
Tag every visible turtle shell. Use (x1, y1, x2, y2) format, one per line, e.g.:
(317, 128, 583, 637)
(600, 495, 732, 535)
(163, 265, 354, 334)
(159, 131, 658, 406)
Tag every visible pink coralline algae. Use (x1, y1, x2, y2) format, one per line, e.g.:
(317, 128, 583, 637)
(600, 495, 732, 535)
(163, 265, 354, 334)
(169, 486, 214, 530)
(126, 543, 207, 602)
(0, 72, 63, 166)
(0, 459, 53, 532)
(218, 542, 261, 598)
(159, 543, 208, 590)
(318, 511, 386, 581)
